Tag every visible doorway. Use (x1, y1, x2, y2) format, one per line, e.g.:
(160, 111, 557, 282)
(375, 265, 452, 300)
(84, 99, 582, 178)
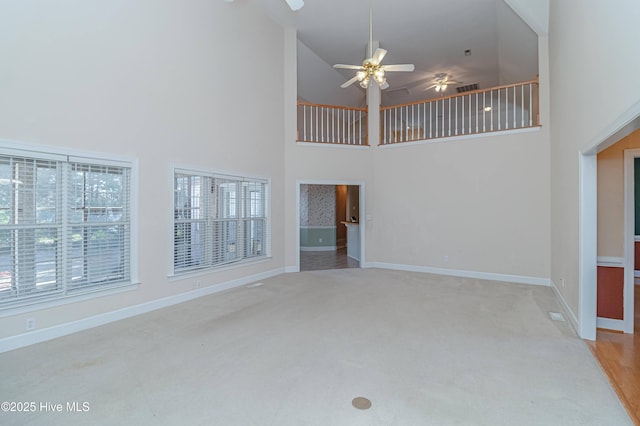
(297, 181, 364, 272)
(580, 102, 640, 340)
(594, 145, 640, 334)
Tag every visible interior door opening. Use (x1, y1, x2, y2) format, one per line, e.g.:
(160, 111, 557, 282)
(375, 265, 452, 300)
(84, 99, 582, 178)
(298, 182, 362, 272)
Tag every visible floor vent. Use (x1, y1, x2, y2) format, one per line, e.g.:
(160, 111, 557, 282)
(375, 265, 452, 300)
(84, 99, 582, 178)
(549, 312, 566, 321)
(352, 397, 372, 410)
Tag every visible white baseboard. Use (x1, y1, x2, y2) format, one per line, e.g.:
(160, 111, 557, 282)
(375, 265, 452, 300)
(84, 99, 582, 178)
(300, 246, 337, 252)
(0, 268, 285, 354)
(596, 317, 625, 332)
(364, 261, 551, 287)
(550, 280, 580, 336)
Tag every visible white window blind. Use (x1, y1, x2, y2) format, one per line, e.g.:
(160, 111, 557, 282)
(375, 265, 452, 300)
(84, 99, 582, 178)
(0, 151, 132, 308)
(67, 163, 131, 291)
(173, 170, 268, 274)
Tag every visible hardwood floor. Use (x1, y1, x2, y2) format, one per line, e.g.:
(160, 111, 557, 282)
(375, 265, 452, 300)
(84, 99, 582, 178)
(300, 248, 359, 271)
(588, 284, 640, 425)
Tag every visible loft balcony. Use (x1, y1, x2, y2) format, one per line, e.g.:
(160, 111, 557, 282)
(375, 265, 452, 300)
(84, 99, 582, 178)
(297, 79, 540, 147)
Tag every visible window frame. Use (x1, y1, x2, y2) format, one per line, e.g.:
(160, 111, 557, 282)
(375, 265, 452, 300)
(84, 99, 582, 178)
(172, 166, 270, 276)
(0, 142, 138, 312)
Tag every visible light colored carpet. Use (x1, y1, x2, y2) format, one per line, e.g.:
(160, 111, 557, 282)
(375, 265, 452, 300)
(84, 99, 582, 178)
(0, 269, 632, 425)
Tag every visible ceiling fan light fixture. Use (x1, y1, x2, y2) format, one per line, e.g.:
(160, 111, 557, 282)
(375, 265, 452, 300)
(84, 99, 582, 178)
(285, 0, 304, 11)
(333, 0, 414, 90)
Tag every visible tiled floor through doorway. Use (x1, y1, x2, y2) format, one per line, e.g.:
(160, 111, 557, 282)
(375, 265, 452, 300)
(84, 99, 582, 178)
(300, 248, 359, 271)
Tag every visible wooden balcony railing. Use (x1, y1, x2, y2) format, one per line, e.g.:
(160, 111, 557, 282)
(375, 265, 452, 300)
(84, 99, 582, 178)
(296, 79, 540, 147)
(380, 79, 540, 145)
(297, 102, 368, 146)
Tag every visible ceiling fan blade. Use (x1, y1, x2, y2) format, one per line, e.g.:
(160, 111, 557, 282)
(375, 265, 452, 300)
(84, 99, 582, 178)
(333, 64, 364, 70)
(381, 64, 415, 72)
(371, 48, 387, 65)
(341, 75, 360, 88)
(285, 0, 304, 11)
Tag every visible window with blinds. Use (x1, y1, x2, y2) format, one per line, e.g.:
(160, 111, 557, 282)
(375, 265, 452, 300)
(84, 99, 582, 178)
(0, 150, 132, 308)
(173, 169, 269, 274)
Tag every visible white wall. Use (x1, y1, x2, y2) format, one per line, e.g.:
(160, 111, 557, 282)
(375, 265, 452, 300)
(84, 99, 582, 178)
(368, 129, 550, 280)
(297, 41, 364, 107)
(549, 0, 640, 316)
(286, 129, 550, 281)
(504, 0, 549, 36)
(284, 144, 373, 267)
(0, 0, 286, 341)
(283, 2, 552, 282)
(497, 0, 539, 85)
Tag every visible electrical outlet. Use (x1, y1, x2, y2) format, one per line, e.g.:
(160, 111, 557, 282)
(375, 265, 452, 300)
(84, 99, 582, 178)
(560, 278, 565, 288)
(443, 255, 449, 262)
(319, 238, 323, 243)
(26, 318, 36, 331)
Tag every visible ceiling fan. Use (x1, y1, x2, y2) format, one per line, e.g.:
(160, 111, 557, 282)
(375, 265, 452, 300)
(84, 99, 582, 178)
(333, 0, 415, 90)
(425, 73, 461, 93)
(284, 0, 304, 11)
(225, 0, 304, 11)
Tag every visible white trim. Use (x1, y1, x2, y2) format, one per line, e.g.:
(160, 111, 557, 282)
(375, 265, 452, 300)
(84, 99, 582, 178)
(0, 138, 136, 165)
(379, 126, 541, 149)
(579, 153, 598, 340)
(300, 246, 337, 252)
(503, 0, 548, 36)
(299, 225, 337, 229)
(0, 268, 285, 354)
(622, 149, 640, 333)
(129, 158, 140, 286)
(296, 142, 370, 150)
(0, 142, 139, 313)
(0, 283, 140, 319)
(551, 279, 580, 336)
(597, 256, 624, 267)
(171, 162, 271, 183)
(295, 180, 365, 273)
(364, 261, 551, 287)
(169, 166, 271, 277)
(166, 256, 273, 281)
(635, 235, 640, 242)
(578, 99, 640, 341)
(596, 317, 625, 332)
(582, 99, 640, 155)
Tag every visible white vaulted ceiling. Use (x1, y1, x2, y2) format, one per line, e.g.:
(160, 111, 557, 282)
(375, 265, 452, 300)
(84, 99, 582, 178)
(247, 0, 539, 106)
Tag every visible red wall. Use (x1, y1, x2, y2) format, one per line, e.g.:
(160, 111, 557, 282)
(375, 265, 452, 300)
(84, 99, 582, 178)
(597, 266, 624, 320)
